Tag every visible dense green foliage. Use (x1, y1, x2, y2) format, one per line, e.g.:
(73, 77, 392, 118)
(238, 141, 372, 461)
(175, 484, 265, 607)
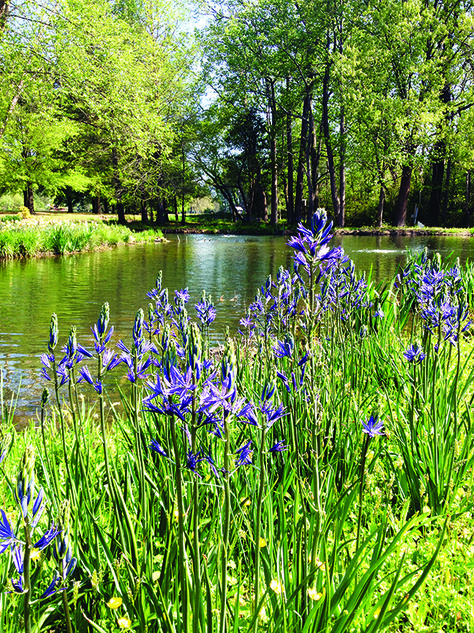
(0, 0, 198, 222)
(197, 0, 474, 228)
(2, 0, 474, 228)
(0, 213, 473, 631)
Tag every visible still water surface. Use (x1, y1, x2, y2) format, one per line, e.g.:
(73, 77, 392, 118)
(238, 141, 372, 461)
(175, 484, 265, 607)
(2, 232, 474, 416)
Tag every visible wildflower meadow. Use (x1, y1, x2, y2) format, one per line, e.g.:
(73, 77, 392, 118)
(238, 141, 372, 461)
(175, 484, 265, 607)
(0, 210, 473, 632)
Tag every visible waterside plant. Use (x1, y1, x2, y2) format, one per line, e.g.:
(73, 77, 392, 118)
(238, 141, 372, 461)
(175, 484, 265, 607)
(0, 220, 161, 259)
(0, 209, 473, 632)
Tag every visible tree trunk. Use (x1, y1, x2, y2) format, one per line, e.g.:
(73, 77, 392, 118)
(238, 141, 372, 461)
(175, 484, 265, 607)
(270, 127, 278, 225)
(23, 183, 34, 214)
(91, 196, 100, 214)
(311, 133, 322, 212)
(305, 100, 315, 223)
(394, 165, 412, 227)
(140, 200, 148, 223)
(441, 157, 451, 224)
(339, 105, 346, 228)
(286, 89, 294, 224)
(377, 185, 385, 228)
(163, 199, 169, 223)
(429, 85, 451, 225)
(465, 170, 471, 228)
(66, 187, 74, 214)
(0, 79, 24, 141)
(254, 165, 266, 222)
(0, 0, 9, 30)
(173, 196, 178, 222)
(156, 200, 165, 225)
(428, 141, 445, 226)
(322, 59, 341, 225)
(295, 93, 310, 224)
(112, 148, 126, 225)
(267, 80, 278, 226)
(181, 146, 186, 225)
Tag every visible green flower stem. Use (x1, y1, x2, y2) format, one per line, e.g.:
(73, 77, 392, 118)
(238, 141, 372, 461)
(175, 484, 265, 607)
(22, 521, 32, 633)
(253, 422, 267, 630)
(40, 392, 56, 498)
(220, 411, 230, 633)
(132, 351, 147, 527)
(191, 374, 201, 633)
(52, 358, 76, 504)
(62, 591, 73, 633)
(356, 434, 370, 555)
(170, 414, 188, 633)
(97, 352, 113, 506)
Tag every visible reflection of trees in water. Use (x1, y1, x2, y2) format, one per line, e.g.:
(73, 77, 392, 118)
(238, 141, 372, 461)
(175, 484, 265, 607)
(2, 234, 474, 416)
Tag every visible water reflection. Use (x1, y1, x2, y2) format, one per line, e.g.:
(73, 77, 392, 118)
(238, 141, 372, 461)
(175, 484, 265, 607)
(1, 232, 474, 416)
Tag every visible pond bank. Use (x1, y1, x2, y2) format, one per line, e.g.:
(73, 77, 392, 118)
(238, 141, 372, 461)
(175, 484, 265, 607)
(0, 216, 163, 259)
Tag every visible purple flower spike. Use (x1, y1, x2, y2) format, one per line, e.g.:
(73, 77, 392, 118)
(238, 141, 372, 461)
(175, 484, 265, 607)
(10, 575, 24, 594)
(272, 338, 294, 358)
(40, 571, 62, 599)
(361, 415, 384, 439)
(12, 544, 23, 574)
(175, 288, 190, 304)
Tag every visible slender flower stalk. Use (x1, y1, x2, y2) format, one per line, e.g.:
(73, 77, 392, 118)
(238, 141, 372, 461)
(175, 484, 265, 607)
(170, 413, 188, 633)
(220, 408, 230, 633)
(46, 315, 76, 504)
(253, 420, 267, 630)
(357, 416, 384, 553)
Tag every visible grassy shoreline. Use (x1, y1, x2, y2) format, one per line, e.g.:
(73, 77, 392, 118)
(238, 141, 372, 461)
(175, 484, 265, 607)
(0, 214, 163, 259)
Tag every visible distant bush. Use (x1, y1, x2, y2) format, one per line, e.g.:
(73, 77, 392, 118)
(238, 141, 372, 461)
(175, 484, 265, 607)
(18, 206, 31, 218)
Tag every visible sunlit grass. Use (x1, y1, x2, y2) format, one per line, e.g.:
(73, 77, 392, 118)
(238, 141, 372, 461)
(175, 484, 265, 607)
(0, 220, 162, 258)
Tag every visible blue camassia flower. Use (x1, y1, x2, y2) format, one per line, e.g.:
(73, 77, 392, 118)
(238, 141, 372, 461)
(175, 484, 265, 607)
(235, 441, 253, 467)
(272, 337, 294, 358)
(361, 415, 384, 438)
(269, 440, 289, 453)
(403, 343, 426, 364)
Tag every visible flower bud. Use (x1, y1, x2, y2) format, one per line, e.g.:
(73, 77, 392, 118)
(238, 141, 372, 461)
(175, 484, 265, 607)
(48, 314, 58, 352)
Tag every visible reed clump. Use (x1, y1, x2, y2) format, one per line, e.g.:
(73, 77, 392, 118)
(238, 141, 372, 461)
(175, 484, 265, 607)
(0, 220, 159, 258)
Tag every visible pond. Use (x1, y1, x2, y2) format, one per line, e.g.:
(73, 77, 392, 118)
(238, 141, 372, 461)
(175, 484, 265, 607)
(2, 232, 474, 418)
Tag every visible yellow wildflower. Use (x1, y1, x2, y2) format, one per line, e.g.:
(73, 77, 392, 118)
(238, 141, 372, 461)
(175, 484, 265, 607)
(270, 579, 284, 594)
(30, 549, 41, 562)
(107, 597, 123, 609)
(117, 617, 131, 629)
(307, 587, 323, 601)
